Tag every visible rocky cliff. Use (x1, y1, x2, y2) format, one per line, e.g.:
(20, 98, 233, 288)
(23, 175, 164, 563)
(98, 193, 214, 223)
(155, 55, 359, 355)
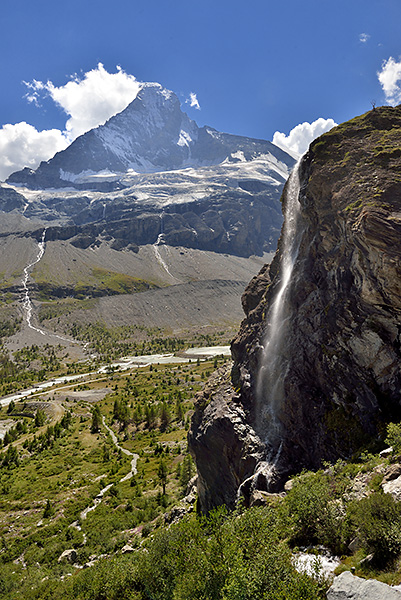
(189, 105, 401, 512)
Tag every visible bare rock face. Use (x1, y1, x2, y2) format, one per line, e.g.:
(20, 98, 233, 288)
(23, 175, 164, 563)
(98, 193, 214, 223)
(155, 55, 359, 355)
(190, 106, 401, 512)
(189, 364, 265, 512)
(327, 571, 401, 599)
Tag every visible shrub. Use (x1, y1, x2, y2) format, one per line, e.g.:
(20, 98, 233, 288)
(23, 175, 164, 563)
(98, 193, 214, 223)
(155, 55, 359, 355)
(347, 492, 401, 566)
(284, 471, 344, 553)
(385, 422, 401, 454)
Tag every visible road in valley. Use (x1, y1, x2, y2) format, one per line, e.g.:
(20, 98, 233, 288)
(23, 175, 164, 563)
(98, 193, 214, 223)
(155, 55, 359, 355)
(0, 346, 231, 408)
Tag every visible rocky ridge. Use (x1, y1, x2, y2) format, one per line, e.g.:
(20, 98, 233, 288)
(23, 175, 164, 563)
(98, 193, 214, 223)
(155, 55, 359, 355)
(189, 105, 401, 511)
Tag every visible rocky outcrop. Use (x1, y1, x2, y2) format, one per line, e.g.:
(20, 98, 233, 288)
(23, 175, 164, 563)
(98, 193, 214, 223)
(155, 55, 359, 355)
(327, 571, 401, 599)
(190, 106, 401, 511)
(189, 364, 266, 512)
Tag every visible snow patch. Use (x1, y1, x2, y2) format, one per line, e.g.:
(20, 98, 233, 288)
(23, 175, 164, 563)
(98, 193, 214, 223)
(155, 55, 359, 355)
(177, 129, 193, 147)
(60, 168, 121, 183)
(230, 150, 247, 162)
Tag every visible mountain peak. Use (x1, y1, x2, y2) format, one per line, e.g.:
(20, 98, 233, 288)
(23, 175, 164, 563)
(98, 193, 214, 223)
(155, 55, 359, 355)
(6, 82, 294, 190)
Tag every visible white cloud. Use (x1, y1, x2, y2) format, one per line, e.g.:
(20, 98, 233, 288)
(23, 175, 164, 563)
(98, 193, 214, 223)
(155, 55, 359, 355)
(272, 118, 337, 157)
(186, 92, 200, 110)
(25, 63, 142, 140)
(377, 56, 401, 106)
(359, 33, 370, 43)
(0, 122, 68, 181)
(0, 64, 142, 181)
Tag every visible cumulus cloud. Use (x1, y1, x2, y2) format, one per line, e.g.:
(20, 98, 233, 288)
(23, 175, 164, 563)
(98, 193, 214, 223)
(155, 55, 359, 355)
(0, 122, 68, 181)
(359, 33, 370, 43)
(377, 56, 401, 106)
(186, 92, 200, 110)
(25, 63, 142, 140)
(272, 117, 337, 157)
(0, 64, 142, 181)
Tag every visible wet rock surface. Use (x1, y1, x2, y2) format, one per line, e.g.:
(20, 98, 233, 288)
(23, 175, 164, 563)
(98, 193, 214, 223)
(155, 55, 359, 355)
(190, 106, 401, 511)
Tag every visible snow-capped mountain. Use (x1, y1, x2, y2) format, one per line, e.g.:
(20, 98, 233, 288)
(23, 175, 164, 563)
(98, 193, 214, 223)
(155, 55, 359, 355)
(0, 81, 296, 347)
(2, 83, 295, 257)
(7, 83, 294, 190)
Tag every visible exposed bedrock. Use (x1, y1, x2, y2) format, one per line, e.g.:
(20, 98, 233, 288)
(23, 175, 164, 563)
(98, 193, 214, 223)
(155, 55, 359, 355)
(189, 106, 401, 512)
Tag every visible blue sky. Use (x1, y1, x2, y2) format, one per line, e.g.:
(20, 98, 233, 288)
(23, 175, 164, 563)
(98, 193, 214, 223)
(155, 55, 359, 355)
(0, 0, 400, 179)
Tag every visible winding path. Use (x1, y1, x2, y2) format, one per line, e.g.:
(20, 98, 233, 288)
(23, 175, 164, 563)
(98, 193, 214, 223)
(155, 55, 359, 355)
(101, 416, 139, 483)
(79, 416, 139, 521)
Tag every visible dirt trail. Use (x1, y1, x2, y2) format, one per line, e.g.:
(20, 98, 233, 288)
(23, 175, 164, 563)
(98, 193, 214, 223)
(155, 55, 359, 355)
(79, 416, 139, 521)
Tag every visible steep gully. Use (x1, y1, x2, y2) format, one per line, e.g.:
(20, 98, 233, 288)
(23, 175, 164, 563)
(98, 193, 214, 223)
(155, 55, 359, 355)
(21, 229, 74, 344)
(152, 212, 182, 283)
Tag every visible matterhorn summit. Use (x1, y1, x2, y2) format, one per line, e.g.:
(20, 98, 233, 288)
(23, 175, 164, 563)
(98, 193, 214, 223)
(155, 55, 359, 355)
(7, 82, 293, 190)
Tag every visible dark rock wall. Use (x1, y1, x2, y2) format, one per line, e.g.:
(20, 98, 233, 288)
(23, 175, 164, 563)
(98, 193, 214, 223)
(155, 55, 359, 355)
(190, 106, 401, 511)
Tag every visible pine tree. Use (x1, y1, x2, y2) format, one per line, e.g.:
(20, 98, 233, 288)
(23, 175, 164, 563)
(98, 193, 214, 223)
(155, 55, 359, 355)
(91, 406, 102, 433)
(43, 499, 53, 519)
(158, 457, 168, 496)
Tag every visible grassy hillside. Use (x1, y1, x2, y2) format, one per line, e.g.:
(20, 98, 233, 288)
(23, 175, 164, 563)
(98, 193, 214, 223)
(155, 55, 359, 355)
(1, 348, 401, 598)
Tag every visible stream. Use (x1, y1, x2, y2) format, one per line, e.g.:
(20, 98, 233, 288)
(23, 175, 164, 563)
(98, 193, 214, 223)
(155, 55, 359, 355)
(21, 229, 74, 344)
(22, 229, 47, 336)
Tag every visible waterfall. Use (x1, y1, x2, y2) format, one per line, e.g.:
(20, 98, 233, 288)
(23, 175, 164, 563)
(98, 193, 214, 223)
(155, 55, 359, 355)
(153, 211, 180, 281)
(256, 159, 304, 455)
(22, 229, 47, 335)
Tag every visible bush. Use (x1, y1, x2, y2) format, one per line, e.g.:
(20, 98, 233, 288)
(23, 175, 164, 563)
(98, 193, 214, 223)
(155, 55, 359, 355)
(135, 507, 326, 600)
(347, 492, 401, 566)
(284, 471, 344, 553)
(385, 422, 401, 454)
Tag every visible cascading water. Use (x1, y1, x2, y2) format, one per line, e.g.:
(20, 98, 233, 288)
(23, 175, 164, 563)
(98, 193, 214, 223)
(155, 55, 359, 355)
(238, 161, 304, 498)
(21, 230, 71, 343)
(22, 229, 47, 335)
(153, 211, 180, 281)
(256, 159, 304, 453)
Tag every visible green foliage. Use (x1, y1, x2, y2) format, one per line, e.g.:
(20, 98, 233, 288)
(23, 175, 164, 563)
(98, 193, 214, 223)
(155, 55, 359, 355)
(157, 457, 168, 495)
(34, 409, 46, 427)
(385, 422, 401, 454)
(133, 507, 325, 600)
(113, 398, 130, 429)
(285, 471, 344, 553)
(43, 499, 54, 519)
(1, 444, 19, 468)
(91, 406, 102, 434)
(179, 454, 194, 496)
(347, 492, 401, 566)
(6, 400, 15, 414)
(159, 402, 171, 432)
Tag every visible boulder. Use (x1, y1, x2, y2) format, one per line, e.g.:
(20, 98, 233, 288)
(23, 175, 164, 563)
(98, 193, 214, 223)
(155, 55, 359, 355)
(58, 548, 77, 564)
(249, 490, 284, 507)
(382, 474, 401, 502)
(382, 463, 401, 484)
(327, 571, 401, 599)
